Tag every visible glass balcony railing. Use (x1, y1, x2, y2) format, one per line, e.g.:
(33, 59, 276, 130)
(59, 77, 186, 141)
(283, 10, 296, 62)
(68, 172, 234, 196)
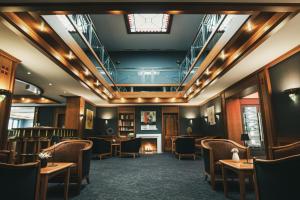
(66, 14, 118, 85)
(178, 14, 225, 85)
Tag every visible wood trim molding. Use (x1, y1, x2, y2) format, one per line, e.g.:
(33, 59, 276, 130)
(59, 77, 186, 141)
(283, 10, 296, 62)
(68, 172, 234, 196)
(0, 2, 300, 13)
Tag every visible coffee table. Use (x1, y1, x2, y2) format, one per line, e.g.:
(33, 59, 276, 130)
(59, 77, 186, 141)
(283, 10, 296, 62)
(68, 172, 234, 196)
(40, 162, 75, 200)
(219, 159, 254, 200)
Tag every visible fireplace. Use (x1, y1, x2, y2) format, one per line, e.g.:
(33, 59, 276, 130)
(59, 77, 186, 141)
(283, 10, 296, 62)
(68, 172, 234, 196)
(141, 138, 157, 154)
(136, 133, 162, 153)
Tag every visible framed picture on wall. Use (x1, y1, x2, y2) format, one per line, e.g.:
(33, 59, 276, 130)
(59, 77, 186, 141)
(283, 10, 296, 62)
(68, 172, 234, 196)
(207, 106, 216, 125)
(141, 111, 157, 130)
(85, 109, 94, 129)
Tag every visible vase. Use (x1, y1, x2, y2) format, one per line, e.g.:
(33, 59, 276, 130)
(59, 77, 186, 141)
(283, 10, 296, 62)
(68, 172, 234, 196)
(232, 152, 240, 162)
(40, 158, 48, 168)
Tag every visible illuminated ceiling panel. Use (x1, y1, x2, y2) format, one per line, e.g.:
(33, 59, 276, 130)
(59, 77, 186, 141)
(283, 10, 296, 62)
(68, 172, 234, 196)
(126, 14, 172, 33)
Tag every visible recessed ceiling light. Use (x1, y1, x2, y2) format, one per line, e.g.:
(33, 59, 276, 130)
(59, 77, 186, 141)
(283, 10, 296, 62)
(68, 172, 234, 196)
(48, 83, 53, 86)
(39, 21, 45, 32)
(126, 14, 171, 33)
(27, 72, 31, 75)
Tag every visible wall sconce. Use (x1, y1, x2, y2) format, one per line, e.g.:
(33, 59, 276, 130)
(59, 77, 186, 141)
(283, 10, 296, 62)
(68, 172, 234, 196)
(189, 119, 193, 125)
(284, 88, 300, 102)
(105, 119, 108, 125)
(80, 114, 84, 119)
(0, 89, 10, 103)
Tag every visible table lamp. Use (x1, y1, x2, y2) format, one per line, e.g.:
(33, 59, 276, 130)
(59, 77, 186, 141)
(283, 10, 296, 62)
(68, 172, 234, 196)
(241, 133, 251, 164)
(241, 133, 250, 147)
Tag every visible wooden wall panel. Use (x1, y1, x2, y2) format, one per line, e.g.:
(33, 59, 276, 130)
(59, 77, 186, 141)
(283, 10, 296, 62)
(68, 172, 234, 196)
(0, 50, 20, 149)
(226, 99, 243, 144)
(65, 97, 85, 137)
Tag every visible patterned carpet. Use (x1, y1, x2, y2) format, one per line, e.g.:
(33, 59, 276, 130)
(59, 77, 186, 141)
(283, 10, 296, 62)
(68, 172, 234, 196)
(48, 153, 255, 200)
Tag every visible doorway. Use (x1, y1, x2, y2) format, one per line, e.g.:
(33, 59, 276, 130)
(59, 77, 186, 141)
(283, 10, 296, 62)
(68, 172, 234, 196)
(226, 86, 265, 156)
(163, 113, 179, 152)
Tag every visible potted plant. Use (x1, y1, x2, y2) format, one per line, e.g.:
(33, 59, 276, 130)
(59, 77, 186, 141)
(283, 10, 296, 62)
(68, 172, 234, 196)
(38, 152, 51, 168)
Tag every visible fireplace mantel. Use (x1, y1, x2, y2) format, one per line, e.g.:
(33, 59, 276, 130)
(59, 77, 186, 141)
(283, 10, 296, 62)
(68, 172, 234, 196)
(136, 133, 162, 153)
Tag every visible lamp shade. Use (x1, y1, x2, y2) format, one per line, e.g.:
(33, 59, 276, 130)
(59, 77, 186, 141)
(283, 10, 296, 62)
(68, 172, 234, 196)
(241, 133, 250, 141)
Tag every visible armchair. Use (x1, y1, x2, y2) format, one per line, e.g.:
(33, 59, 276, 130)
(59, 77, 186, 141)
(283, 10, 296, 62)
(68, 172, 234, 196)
(175, 137, 196, 160)
(0, 150, 13, 164)
(120, 138, 141, 158)
(0, 162, 40, 200)
(254, 154, 300, 200)
(270, 141, 300, 159)
(201, 139, 250, 190)
(43, 140, 93, 193)
(89, 137, 112, 159)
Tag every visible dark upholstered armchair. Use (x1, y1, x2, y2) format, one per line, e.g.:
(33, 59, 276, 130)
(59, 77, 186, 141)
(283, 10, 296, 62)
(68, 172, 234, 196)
(89, 137, 112, 159)
(201, 139, 250, 190)
(254, 154, 300, 200)
(0, 150, 13, 164)
(270, 141, 300, 159)
(0, 162, 40, 200)
(43, 140, 93, 192)
(175, 137, 196, 160)
(120, 138, 141, 158)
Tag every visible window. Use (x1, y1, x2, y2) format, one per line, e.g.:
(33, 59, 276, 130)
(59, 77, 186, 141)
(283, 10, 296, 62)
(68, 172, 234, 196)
(126, 14, 172, 33)
(8, 107, 35, 129)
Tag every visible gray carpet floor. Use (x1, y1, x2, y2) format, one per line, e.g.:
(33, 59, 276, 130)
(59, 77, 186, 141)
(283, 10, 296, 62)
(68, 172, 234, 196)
(48, 153, 255, 200)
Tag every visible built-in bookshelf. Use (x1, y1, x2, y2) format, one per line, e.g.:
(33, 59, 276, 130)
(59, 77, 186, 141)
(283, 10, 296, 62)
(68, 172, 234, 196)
(118, 107, 135, 137)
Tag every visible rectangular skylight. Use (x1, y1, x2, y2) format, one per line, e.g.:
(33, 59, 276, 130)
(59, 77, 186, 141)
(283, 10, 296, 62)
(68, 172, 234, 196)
(126, 14, 171, 33)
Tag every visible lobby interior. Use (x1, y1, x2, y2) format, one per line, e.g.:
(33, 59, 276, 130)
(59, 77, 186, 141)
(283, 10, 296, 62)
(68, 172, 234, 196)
(1, 1, 300, 200)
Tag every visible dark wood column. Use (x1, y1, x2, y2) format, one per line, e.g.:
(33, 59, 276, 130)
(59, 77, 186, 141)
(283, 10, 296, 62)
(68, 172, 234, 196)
(0, 50, 20, 149)
(65, 96, 85, 138)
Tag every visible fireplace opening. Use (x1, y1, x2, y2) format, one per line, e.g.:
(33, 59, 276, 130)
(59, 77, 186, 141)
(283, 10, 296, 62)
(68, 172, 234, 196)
(140, 138, 157, 154)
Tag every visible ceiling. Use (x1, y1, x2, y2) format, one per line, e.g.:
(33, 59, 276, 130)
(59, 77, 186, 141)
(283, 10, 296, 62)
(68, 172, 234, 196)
(90, 14, 204, 51)
(0, 21, 108, 106)
(190, 13, 300, 105)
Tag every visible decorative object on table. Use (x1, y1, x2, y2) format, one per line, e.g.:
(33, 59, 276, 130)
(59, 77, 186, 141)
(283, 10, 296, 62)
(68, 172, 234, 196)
(48, 135, 60, 167)
(186, 126, 193, 136)
(38, 152, 51, 168)
(231, 148, 240, 162)
(128, 132, 135, 138)
(207, 106, 216, 125)
(241, 133, 250, 147)
(141, 111, 157, 130)
(85, 109, 94, 129)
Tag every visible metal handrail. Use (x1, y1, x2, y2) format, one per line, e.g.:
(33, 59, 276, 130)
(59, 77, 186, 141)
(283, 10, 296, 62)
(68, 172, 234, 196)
(177, 14, 225, 90)
(67, 14, 118, 88)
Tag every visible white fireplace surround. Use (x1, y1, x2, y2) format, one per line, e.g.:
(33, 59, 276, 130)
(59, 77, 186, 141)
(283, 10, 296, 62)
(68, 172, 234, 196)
(136, 133, 162, 153)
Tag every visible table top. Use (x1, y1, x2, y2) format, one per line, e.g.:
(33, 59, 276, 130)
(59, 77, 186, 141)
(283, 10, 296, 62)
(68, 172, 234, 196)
(219, 159, 253, 171)
(40, 162, 75, 175)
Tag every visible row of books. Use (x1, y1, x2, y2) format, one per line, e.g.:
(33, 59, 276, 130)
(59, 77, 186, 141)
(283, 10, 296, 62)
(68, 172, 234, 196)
(119, 114, 134, 120)
(118, 120, 134, 127)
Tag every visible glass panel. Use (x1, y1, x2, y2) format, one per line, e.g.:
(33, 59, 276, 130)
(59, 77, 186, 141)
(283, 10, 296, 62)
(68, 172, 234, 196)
(242, 106, 263, 147)
(9, 107, 35, 129)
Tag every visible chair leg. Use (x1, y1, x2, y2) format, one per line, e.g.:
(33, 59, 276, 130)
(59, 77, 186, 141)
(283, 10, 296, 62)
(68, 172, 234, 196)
(77, 180, 81, 194)
(204, 174, 208, 181)
(211, 174, 216, 190)
(179, 155, 181, 160)
(86, 176, 90, 184)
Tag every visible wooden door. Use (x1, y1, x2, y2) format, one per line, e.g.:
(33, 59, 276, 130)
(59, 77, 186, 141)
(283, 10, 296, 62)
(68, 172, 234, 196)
(163, 113, 178, 152)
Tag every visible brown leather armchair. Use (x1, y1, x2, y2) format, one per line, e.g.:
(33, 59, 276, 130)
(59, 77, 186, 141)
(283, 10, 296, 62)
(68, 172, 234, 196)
(0, 150, 13, 164)
(43, 140, 93, 193)
(270, 141, 300, 159)
(201, 139, 250, 190)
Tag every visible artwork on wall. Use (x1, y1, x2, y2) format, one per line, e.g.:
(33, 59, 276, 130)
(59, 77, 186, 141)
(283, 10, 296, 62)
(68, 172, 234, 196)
(141, 111, 157, 130)
(207, 106, 216, 125)
(85, 109, 94, 129)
